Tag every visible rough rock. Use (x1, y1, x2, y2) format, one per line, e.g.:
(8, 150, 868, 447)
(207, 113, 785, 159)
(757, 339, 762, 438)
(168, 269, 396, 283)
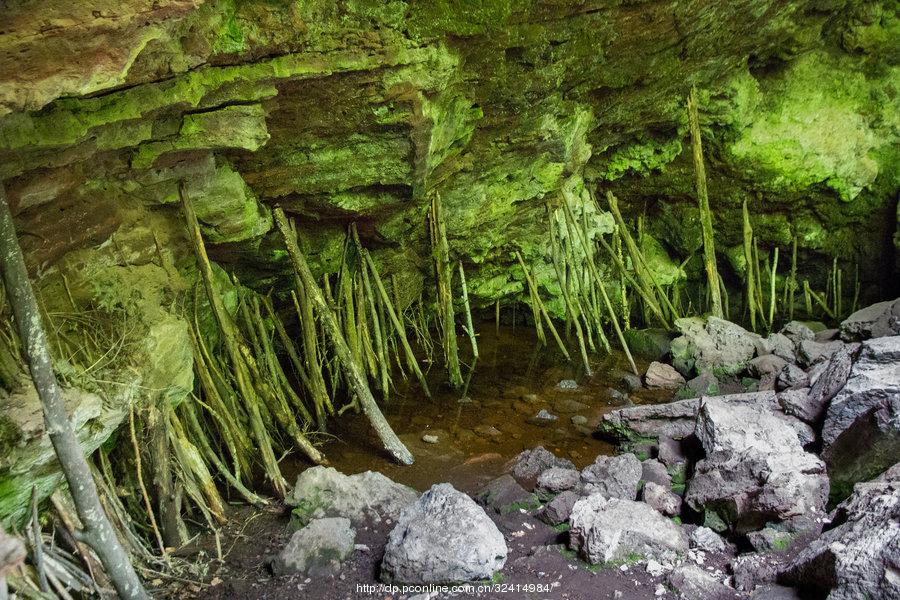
(815, 328, 840, 342)
(641, 459, 672, 488)
(568, 495, 688, 564)
(537, 467, 580, 494)
(785, 468, 900, 600)
(287, 467, 417, 524)
(539, 490, 580, 526)
(476, 475, 539, 515)
(272, 517, 355, 577)
(511, 446, 575, 481)
(645, 361, 686, 389)
(748, 354, 787, 378)
(689, 526, 729, 554)
(666, 564, 734, 599)
(620, 373, 643, 393)
(777, 388, 815, 422)
(802, 342, 859, 420)
(746, 527, 794, 554)
(781, 321, 818, 345)
(797, 339, 844, 367)
(382, 484, 507, 584)
(686, 396, 828, 531)
(599, 399, 701, 442)
(657, 436, 689, 468)
(776, 363, 809, 391)
(681, 371, 721, 398)
(642, 482, 681, 516)
(731, 553, 780, 591)
(749, 585, 802, 600)
(759, 333, 797, 363)
(580, 453, 641, 500)
(671, 317, 761, 376)
(624, 328, 672, 361)
(840, 298, 900, 341)
(823, 336, 900, 498)
(556, 379, 578, 390)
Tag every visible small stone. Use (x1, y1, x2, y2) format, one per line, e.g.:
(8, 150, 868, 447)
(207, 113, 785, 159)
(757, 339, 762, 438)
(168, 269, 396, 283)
(272, 517, 356, 577)
(689, 527, 728, 554)
(776, 363, 809, 391)
(641, 459, 672, 488)
(556, 379, 578, 390)
(536, 467, 580, 494)
(645, 361, 686, 389)
(643, 481, 682, 516)
(511, 446, 576, 480)
(527, 409, 559, 426)
(539, 490, 580, 525)
(581, 453, 642, 500)
(571, 415, 588, 426)
(422, 434, 439, 444)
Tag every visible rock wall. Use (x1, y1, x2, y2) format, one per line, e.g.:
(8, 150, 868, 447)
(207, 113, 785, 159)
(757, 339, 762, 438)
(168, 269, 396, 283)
(0, 0, 896, 309)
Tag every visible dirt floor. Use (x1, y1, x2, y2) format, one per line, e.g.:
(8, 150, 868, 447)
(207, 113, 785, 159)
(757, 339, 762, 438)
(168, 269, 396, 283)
(157, 324, 683, 600)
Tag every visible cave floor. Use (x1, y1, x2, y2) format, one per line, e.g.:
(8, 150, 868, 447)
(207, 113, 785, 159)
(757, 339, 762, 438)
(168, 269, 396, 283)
(158, 324, 674, 600)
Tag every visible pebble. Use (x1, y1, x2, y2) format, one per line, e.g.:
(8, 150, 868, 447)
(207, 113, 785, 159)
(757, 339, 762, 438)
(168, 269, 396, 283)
(556, 379, 578, 390)
(422, 434, 439, 444)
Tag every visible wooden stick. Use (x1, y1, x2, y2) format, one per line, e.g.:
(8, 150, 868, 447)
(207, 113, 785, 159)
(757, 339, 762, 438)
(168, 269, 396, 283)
(515, 251, 570, 361)
(129, 408, 166, 558)
(561, 195, 639, 376)
(687, 86, 723, 318)
(742, 199, 756, 331)
(180, 185, 287, 497)
(429, 194, 463, 388)
(769, 247, 779, 327)
(457, 261, 479, 361)
(363, 250, 431, 397)
(274, 208, 414, 465)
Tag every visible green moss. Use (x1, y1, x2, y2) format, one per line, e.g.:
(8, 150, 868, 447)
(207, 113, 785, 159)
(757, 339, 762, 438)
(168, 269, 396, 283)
(553, 523, 571, 533)
(407, 0, 535, 39)
(725, 51, 898, 202)
(593, 137, 683, 181)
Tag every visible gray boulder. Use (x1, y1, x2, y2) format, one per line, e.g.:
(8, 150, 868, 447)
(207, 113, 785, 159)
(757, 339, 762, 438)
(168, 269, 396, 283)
(731, 552, 780, 591)
(539, 490, 580, 525)
(671, 317, 760, 376)
(781, 321, 819, 345)
(599, 399, 701, 442)
(511, 446, 575, 480)
(690, 526, 729, 554)
(287, 467, 417, 524)
(748, 354, 788, 378)
(760, 332, 797, 363)
(667, 564, 735, 599)
(476, 475, 538, 515)
(797, 339, 844, 367)
(776, 363, 809, 391)
(641, 459, 672, 488)
(642, 481, 681, 516)
(645, 361, 685, 389)
(580, 453, 641, 500)
(682, 371, 721, 398)
(569, 494, 688, 564)
(785, 467, 900, 600)
(272, 517, 355, 576)
(777, 388, 817, 423)
(686, 396, 828, 531)
(840, 298, 900, 341)
(823, 336, 900, 499)
(657, 436, 688, 468)
(802, 343, 859, 420)
(382, 483, 507, 584)
(537, 467, 580, 494)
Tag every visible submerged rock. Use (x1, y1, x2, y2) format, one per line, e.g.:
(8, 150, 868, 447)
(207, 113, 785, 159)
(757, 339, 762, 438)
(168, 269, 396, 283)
(822, 336, 900, 500)
(785, 466, 900, 600)
(382, 483, 507, 584)
(287, 467, 417, 525)
(569, 494, 688, 564)
(686, 396, 828, 531)
(272, 517, 355, 577)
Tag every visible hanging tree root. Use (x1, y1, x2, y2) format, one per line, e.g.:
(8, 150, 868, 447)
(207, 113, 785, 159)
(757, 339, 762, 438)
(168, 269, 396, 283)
(274, 207, 414, 466)
(687, 86, 723, 319)
(429, 194, 463, 389)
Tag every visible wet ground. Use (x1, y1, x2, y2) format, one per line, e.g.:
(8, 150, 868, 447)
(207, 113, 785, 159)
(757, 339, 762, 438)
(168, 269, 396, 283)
(159, 323, 674, 600)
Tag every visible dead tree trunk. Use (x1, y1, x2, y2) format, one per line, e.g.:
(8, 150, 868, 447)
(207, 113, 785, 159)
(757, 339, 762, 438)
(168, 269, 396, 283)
(0, 185, 150, 600)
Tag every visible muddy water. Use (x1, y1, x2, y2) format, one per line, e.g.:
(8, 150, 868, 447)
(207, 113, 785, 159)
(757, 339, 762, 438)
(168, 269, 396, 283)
(284, 323, 669, 495)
